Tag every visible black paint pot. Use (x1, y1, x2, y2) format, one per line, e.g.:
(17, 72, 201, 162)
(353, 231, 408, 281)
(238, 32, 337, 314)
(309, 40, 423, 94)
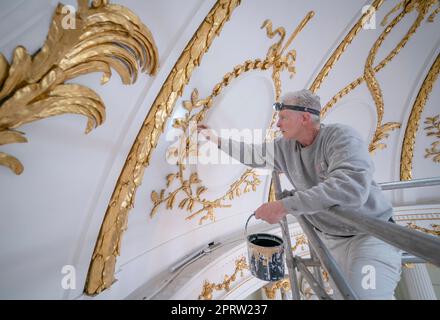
(245, 214, 285, 281)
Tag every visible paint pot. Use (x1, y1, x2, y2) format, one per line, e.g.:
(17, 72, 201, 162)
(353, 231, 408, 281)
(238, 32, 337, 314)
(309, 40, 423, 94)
(245, 214, 285, 281)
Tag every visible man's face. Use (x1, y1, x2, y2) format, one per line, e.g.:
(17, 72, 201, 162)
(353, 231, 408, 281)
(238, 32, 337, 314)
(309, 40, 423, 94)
(276, 109, 303, 139)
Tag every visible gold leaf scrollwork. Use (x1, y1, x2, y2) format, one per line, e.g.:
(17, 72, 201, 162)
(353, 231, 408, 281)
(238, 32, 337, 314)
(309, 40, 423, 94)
(424, 114, 440, 162)
(151, 13, 314, 224)
(85, 0, 242, 296)
(0, 0, 159, 175)
(198, 256, 248, 300)
(153, 90, 262, 224)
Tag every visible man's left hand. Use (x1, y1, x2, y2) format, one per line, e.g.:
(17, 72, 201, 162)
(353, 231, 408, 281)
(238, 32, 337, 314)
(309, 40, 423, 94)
(255, 201, 287, 224)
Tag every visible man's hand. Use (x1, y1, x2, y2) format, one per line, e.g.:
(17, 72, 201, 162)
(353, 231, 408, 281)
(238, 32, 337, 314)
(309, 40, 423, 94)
(255, 201, 287, 224)
(197, 124, 219, 145)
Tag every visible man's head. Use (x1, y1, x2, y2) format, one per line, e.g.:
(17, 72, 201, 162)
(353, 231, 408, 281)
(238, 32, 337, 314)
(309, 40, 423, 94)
(276, 89, 321, 140)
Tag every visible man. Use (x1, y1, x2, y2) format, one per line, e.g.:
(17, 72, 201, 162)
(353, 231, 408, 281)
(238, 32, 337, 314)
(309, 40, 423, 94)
(197, 89, 401, 299)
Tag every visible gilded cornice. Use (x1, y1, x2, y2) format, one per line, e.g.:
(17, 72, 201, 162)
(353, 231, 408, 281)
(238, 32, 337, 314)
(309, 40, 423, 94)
(400, 53, 440, 180)
(84, 0, 241, 295)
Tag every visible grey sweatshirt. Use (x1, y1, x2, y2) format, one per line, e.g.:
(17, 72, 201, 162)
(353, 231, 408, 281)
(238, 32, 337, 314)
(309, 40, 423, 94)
(218, 123, 393, 236)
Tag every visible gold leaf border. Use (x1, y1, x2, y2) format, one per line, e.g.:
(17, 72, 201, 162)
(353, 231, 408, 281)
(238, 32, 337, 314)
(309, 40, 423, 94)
(84, 0, 242, 296)
(400, 53, 440, 180)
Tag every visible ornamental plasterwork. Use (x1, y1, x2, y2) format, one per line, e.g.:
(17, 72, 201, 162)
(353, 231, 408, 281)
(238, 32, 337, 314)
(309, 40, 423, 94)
(0, 0, 158, 174)
(198, 256, 248, 300)
(204, 209, 440, 300)
(150, 12, 315, 224)
(87, 0, 440, 294)
(199, 232, 310, 300)
(262, 262, 332, 300)
(262, 278, 291, 299)
(401, 54, 440, 180)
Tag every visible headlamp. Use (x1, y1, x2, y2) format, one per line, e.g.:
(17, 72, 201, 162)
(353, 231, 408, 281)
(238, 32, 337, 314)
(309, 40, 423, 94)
(272, 102, 320, 116)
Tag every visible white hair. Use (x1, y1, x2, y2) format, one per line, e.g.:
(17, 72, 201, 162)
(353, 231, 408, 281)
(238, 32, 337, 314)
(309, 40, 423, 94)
(281, 89, 321, 125)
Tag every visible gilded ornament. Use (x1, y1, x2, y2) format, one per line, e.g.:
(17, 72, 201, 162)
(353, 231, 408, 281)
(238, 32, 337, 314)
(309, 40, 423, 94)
(401, 54, 440, 180)
(314, 0, 439, 154)
(424, 114, 440, 162)
(321, 0, 439, 118)
(198, 256, 248, 300)
(152, 13, 314, 223)
(407, 221, 440, 236)
(0, 0, 158, 174)
(309, 0, 384, 93)
(263, 278, 291, 299)
(263, 268, 332, 300)
(291, 234, 308, 253)
(85, 0, 241, 295)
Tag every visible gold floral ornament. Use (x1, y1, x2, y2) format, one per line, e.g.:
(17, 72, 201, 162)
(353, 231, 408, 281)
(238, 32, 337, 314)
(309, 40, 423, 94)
(424, 114, 440, 162)
(85, 0, 241, 296)
(291, 234, 308, 253)
(361, 0, 439, 153)
(150, 13, 314, 224)
(317, 0, 439, 154)
(0, 0, 158, 174)
(198, 256, 248, 300)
